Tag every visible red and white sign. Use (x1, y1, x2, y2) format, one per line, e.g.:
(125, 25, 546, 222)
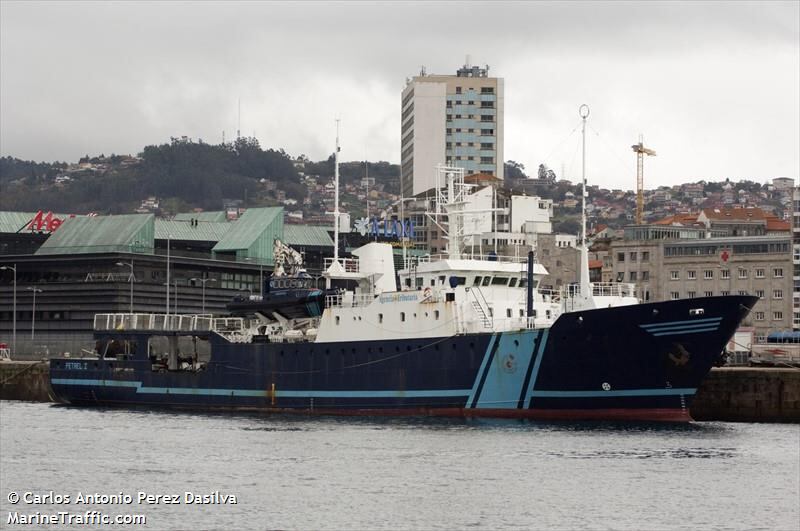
(26, 211, 80, 233)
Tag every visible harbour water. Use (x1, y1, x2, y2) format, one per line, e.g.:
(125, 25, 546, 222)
(1, 401, 798, 530)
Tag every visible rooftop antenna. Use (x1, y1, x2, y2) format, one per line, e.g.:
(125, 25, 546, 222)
(237, 98, 241, 140)
(579, 104, 591, 303)
(364, 151, 370, 220)
(222, 130, 225, 145)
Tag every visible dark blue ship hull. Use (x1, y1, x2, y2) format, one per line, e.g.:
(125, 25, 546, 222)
(50, 296, 756, 422)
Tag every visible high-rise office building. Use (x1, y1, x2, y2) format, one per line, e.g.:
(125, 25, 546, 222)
(400, 62, 504, 197)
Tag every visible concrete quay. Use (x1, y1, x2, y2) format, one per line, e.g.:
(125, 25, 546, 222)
(1, 362, 798, 422)
(691, 367, 800, 423)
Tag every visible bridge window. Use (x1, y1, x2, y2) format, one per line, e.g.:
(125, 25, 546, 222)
(474, 276, 483, 286)
(506, 308, 512, 318)
(482, 277, 491, 286)
(379, 313, 383, 323)
(401, 312, 406, 322)
(491, 277, 508, 286)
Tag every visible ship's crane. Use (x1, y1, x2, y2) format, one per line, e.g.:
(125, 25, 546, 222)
(273, 238, 304, 277)
(632, 136, 656, 225)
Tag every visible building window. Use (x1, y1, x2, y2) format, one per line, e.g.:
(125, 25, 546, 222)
(481, 87, 494, 94)
(617, 252, 625, 262)
(629, 272, 637, 281)
(738, 269, 748, 279)
(456, 87, 462, 94)
(721, 290, 730, 296)
(755, 311, 765, 321)
(754, 289, 764, 298)
(480, 157, 494, 164)
(704, 291, 713, 297)
(687, 270, 696, 280)
(739, 290, 748, 296)
(670, 270, 679, 280)
(670, 292, 680, 300)
(774, 268, 784, 278)
(721, 269, 730, 279)
(641, 251, 650, 262)
(446, 128, 452, 134)
(773, 311, 783, 320)
(616, 272, 624, 282)
(688, 291, 696, 298)
(630, 252, 637, 262)
(446, 114, 453, 121)
(774, 289, 783, 299)
(755, 268, 765, 278)
(480, 128, 494, 135)
(704, 270, 713, 279)
(642, 271, 649, 281)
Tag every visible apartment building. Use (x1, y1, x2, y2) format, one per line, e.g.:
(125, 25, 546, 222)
(400, 62, 504, 197)
(611, 234, 792, 340)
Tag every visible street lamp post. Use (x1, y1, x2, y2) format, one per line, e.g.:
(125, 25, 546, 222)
(27, 287, 43, 347)
(0, 265, 16, 354)
(166, 234, 171, 315)
(244, 257, 264, 297)
(190, 277, 216, 314)
(115, 261, 134, 314)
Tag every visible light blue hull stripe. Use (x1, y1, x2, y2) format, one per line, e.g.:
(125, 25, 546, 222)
(465, 333, 497, 407)
(651, 327, 719, 337)
(640, 317, 722, 329)
(526, 329, 550, 408)
(51, 379, 692, 402)
(474, 330, 538, 409)
(531, 388, 696, 398)
(641, 322, 721, 332)
(51, 379, 470, 399)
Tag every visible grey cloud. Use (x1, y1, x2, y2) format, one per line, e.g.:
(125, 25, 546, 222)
(1, 1, 797, 189)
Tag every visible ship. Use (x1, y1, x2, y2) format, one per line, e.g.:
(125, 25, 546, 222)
(49, 108, 756, 422)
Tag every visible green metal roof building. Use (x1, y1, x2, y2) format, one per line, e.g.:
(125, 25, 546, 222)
(212, 207, 284, 266)
(35, 214, 155, 255)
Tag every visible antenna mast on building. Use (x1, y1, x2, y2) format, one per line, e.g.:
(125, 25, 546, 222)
(237, 98, 241, 140)
(632, 135, 656, 224)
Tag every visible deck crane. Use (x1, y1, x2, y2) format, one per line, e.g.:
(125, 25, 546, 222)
(632, 136, 656, 225)
(273, 238, 304, 277)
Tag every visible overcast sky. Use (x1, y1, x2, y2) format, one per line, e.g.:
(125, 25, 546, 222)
(1, 1, 798, 190)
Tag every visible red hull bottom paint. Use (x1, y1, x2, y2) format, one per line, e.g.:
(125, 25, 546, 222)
(65, 399, 693, 423)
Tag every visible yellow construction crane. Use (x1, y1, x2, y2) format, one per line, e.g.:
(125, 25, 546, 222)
(632, 136, 656, 225)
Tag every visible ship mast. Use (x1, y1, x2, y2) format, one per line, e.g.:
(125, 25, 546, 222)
(326, 120, 341, 290)
(333, 119, 341, 265)
(579, 104, 591, 302)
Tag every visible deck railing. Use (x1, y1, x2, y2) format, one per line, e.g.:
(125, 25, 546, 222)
(324, 257, 361, 273)
(93, 313, 244, 334)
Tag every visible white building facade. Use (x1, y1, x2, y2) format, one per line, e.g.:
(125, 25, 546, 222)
(401, 63, 504, 197)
